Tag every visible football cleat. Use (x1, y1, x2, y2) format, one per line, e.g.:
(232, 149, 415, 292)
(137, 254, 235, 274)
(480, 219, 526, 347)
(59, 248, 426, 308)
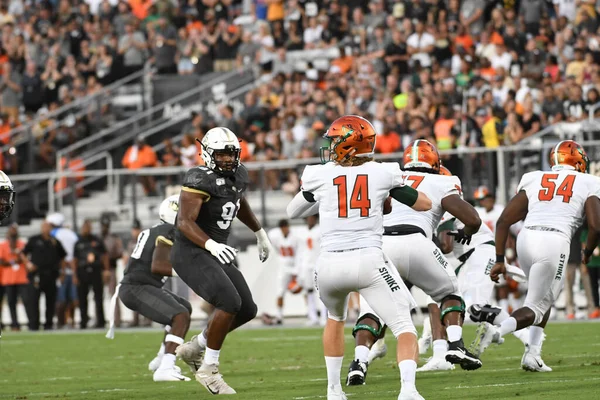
(327, 384, 348, 400)
(176, 335, 205, 373)
(367, 339, 388, 364)
(346, 359, 368, 386)
(148, 354, 163, 372)
(398, 389, 425, 400)
(417, 356, 455, 372)
(418, 335, 432, 355)
(153, 366, 191, 382)
(445, 339, 482, 370)
(469, 322, 503, 358)
(196, 363, 236, 395)
(521, 345, 552, 372)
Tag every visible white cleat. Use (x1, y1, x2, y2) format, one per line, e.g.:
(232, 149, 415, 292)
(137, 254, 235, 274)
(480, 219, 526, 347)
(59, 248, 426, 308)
(148, 354, 163, 372)
(418, 335, 432, 355)
(195, 363, 236, 395)
(153, 366, 191, 382)
(327, 384, 348, 400)
(471, 322, 503, 357)
(521, 346, 552, 372)
(417, 357, 455, 372)
(176, 335, 205, 373)
(367, 339, 388, 364)
(398, 389, 425, 400)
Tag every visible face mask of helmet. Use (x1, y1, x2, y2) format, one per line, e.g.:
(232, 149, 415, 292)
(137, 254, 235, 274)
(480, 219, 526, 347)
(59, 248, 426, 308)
(211, 146, 241, 176)
(0, 190, 15, 221)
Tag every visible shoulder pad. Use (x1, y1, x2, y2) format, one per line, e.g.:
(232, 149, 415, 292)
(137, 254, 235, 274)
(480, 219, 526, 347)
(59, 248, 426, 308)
(182, 167, 215, 195)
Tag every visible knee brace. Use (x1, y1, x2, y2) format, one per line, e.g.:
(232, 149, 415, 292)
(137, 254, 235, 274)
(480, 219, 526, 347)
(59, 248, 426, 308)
(352, 313, 382, 338)
(440, 294, 465, 321)
(468, 304, 501, 324)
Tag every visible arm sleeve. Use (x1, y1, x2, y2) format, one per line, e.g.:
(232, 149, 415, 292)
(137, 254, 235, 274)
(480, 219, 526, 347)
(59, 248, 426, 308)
(287, 191, 320, 219)
(389, 186, 419, 207)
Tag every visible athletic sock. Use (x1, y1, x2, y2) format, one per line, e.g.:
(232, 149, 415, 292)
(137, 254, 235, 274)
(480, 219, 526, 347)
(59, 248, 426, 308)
(276, 306, 284, 321)
(421, 316, 432, 338)
(398, 360, 417, 392)
(499, 317, 517, 337)
(529, 326, 544, 347)
(306, 291, 319, 323)
(493, 309, 511, 325)
(432, 339, 448, 358)
(513, 327, 529, 345)
(197, 331, 208, 348)
(159, 353, 176, 370)
(204, 347, 221, 365)
(446, 325, 462, 343)
(499, 299, 509, 313)
(354, 345, 369, 363)
(325, 356, 343, 387)
(157, 342, 166, 356)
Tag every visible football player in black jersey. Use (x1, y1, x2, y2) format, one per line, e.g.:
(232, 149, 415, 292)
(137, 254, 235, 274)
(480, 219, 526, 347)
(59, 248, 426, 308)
(0, 171, 15, 339)
(107, 195, 193, 382)
(173, 127, 271, 395)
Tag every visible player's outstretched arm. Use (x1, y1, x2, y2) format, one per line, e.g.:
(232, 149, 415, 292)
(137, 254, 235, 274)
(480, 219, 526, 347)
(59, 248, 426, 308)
(151, 239, 174, 276)
(583, 196, 600, 264)
(492, 191, 528, 282)
(441, 194, 482, 235)
(237, 197, 271, 262)
(389, 186, 432, 211)
(287, 191, 319, 219)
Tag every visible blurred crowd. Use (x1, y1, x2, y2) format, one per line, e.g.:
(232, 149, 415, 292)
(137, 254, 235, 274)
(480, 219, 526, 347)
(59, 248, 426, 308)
(3, 1, 600, 180)
(0, 213, 167, 331)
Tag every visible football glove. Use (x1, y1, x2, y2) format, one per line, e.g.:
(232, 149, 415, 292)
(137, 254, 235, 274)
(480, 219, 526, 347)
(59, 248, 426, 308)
(205, 239, 237, 264)
(255, 228, 271, 262)
(448, 229, 472, 245)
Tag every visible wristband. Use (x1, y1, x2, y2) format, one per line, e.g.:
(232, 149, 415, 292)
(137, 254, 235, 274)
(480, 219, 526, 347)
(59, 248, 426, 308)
(584, 248, 594, 258)
(496, 254, 504, 263)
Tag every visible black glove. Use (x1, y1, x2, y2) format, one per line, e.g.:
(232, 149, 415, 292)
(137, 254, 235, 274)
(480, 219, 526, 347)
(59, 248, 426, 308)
(448, 229, 472, 245)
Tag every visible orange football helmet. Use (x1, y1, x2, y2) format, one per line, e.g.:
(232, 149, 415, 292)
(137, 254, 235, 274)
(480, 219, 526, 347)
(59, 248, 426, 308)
(403, 139, 441, 172)
(439, 165, 452, 176)
(320, 115, 377, 164)
(473, 185, 491, 200)
(549, 140, 589, 173)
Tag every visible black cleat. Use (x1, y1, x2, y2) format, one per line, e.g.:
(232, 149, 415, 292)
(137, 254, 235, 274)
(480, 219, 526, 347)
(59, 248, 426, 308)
(445, 339, 482, 371)
(346, 359, 368, 386)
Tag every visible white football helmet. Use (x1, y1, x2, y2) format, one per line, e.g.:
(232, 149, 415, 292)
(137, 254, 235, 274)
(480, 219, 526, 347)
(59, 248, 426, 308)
(0, 170, 14, 222)
(200, 127, 241, 176)
(159, 194, 180, 225)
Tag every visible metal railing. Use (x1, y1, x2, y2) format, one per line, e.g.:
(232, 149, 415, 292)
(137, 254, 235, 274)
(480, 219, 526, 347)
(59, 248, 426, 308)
(55, 68, 247, 169)
(0, 67, 148, 160)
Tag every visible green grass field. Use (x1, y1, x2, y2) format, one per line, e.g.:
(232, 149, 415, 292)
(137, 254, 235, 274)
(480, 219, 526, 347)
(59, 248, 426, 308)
(0, 323, 599, 400)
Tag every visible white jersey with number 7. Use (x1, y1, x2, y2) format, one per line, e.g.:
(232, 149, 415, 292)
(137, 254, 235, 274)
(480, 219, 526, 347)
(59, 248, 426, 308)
(517, 169, 600, 240)
(300, 161, 406, 252)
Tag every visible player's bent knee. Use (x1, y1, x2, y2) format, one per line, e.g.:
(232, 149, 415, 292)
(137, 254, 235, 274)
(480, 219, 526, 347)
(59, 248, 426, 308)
(353, 313, 382, 338)
(173, 310, 191, 324)
(181, 299, 193, 315)
(440, 294, 466, 321)
(387, 316, 417, 338)
(525, 303, 546, 325)
(327, 312, 346, 322)
(215, 292, 242, 315)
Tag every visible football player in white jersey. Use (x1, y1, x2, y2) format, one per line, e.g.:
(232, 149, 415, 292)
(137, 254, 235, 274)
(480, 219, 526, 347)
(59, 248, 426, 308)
(347, 140, 483, 382)
(287, 115, 432, 400)
(416, 166, 530, 371)
(481, 140, 600, 372)
(268, 219, 301, 325)
(298, 215, 327, 325)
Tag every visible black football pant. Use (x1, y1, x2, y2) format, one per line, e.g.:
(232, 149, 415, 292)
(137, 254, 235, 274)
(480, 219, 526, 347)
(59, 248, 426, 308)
(172, 240, 257, 329)
(3, 284, 28, 328)
(589, 267, 600, 308)
(78, 268, 105, 328)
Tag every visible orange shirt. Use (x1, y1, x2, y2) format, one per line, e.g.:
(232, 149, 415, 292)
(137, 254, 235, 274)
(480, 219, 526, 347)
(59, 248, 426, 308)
(129, 0, 152, 20)
(122, 145, 158, 169)
(267, 0, 284, 21)
(0, 239, 27, 286)
(331, 56, 354, 74)
(455, 35, 474, 52)
(0, 122, 11, 145)
(434, 118, 455, 150)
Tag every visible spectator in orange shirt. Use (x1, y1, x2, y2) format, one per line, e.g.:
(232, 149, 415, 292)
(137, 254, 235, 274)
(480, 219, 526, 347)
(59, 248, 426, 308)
(376, 127, 402, 154)
(122, 136, 158, 195)
(0, 224, 29, 331)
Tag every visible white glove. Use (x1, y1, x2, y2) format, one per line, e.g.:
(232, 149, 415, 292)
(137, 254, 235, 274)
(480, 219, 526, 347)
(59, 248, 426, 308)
(255, 228, 271, 262)
(205, 239, 237, 264)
